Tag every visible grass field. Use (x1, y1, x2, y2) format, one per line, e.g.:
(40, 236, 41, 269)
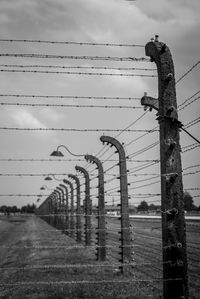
(0, 214, 199, 299)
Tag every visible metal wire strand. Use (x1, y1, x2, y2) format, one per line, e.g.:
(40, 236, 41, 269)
(0, 94, 141, 100)
(0, 63, 156, 71)
(0, 69, 157, 77)
(0, 277, 182, 286)
(0, 127, 158, 132)
(0, 102, 143, 109)
(0, 53, 150, 62)
(0, 38, 145, 47)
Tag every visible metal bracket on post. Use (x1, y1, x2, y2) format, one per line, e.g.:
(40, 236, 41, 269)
(59, 184, 69, 235)
(68, 174, 82, 242)
(63, 179, 75, 239)
(75, 166, 91, 247)
(141, 35, 189, 299)
(141, 93, 159, 112)
(85, 154, 106, 261)
(100, 136, 131, 273)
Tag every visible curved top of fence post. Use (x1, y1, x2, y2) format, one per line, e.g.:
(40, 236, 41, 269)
(63, 179, 74, 191)
(145, 37, 174, 74)
(54, 189, 61, 197)
(59, 183, 69, 195)
(48, 192, 54, 199)
(85, 154, 103, 173)
(100, 135, 126, 159)
(145, 36, 176, 115)
(75, 165, 89, 180)
(50, 191, 59, 204)
(68, 174, 80, 188)
(56, 186, 65, 203)
(56, 186, 64, 193)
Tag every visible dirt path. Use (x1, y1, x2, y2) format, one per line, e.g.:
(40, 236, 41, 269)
(0, 215, 157, 299)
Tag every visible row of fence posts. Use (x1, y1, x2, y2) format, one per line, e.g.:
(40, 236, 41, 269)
(37, 135, 131, 271)
(37, 37, 189, 299)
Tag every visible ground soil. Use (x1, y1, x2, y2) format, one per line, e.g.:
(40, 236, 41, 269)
(0, 215, 159, 299)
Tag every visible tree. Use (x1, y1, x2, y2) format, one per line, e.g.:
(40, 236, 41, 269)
(0, 205, 7, 213)
(10, 206, 20, 214)
(20, 204, 36, 213)
(137, 200, 149, 212)
(148, 203, 161, 212)
(183, 192, 194, 211)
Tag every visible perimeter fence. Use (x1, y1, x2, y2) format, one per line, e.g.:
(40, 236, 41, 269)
(0, 37, 199, 299)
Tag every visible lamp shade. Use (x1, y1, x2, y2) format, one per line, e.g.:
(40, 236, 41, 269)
(44, 176, 53, 181)
(50, 150, 64, 157)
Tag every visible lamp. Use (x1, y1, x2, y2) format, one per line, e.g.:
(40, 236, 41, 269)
(50, 150, 64, 157)
(44, 176, 53, 181)
(50, 145, 84, 157)
(40, 185, 54, 191)
(44, 174, 63, 182)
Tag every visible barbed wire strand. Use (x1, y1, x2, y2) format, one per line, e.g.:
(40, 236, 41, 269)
(0, 127, 158, 132)
(182, 144, 200, 153)
(0, 69, 157, 77)
(0, 169, 199, 178)
(0, 278, 182, 286)
(0, 38, 144, 47)
(128, 141, 159, 159)
(0, 102, 143, 109)
(129, 180, 160, 190)
(179, 95, 200, 112)
(73, 111, 151, 170)
(184, 116, 200, 129)
(0, 53, 149, 62)
(0, 193, 164, 197)
(0, 94, 141, 101)
(0, 262, 165, 271)
(176, 61, 200, 84)
(0, 64, 156, 71)
(0, 158, 158, 163)
(125, 126, 159, 148)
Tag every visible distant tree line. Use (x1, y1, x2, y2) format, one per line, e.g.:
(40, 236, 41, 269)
(137, 192, 200, 212)
(0, 204, 36, 215)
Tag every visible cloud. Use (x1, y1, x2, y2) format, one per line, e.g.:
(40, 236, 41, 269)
(9, 108, 46, 128)
(0, 0, 199, 207)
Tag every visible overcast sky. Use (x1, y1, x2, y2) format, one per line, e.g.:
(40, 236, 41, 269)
(0, 0, 199, 208)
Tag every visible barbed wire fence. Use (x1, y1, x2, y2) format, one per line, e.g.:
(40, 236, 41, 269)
(0, 38, 199, 299)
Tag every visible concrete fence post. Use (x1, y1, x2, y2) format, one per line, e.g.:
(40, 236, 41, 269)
(54, 190, 61, 229)
(85, 154, 106, 261)
(75, 166, 91, 246)
(141, 36, 189, 299)
(68, 174, 82, 242)
(100, 136, 131, 272)
(56, 186, 65, 231)
(63, 179, 75, 238)
(59, 184, 69, 235)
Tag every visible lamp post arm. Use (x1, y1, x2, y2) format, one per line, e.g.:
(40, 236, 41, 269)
(57, 145, 85, 157)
